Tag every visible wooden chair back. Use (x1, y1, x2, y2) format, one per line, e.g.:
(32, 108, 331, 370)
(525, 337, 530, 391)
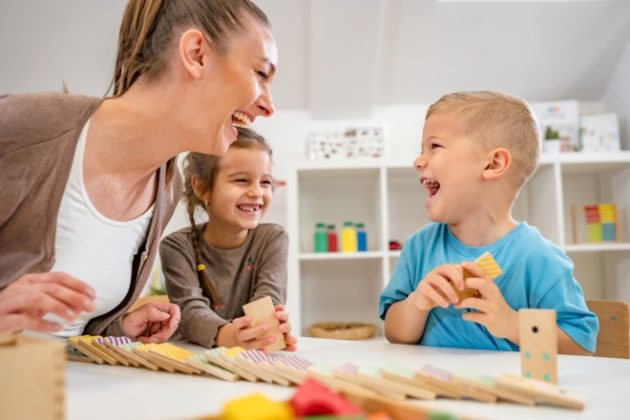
(586, 299, 629, 359)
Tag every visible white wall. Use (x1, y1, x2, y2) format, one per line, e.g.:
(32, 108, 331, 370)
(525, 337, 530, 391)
(603, 37, 630, 151)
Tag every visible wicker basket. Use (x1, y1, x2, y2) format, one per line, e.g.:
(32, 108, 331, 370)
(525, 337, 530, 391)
(308, 322, 376, 340)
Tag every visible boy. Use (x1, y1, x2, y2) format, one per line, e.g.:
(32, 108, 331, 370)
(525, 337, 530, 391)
(379, 91, 598, 355)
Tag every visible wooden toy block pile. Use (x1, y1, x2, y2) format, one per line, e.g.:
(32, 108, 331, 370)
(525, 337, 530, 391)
(66, 333, 583, 411)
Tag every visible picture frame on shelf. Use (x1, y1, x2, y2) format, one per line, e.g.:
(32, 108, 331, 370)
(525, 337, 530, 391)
(531, 100, 579, 153)
(580, 113, 620, 153)
(305, 125, 387, 160)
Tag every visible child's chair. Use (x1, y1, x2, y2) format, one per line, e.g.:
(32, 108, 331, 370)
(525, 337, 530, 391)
(586, 300, 629, 359)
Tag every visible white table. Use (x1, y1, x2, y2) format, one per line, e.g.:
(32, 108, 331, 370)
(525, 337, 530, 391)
(66, 337, 630, 420)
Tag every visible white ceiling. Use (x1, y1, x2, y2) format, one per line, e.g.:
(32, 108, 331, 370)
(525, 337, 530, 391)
(0, 0, 628, 120)
(257, 0, 630, 118)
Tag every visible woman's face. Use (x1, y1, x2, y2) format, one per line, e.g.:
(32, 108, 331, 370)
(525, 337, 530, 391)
(197, 14, 278, 155)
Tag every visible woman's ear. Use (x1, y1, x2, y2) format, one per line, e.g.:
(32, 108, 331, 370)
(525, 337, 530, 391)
(482, 148, 512, 180)
(178, 29, 211, 79)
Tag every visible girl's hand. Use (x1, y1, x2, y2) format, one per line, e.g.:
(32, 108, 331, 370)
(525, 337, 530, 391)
(455, 262, 518, 342)
(274, 304, 297, 352)
(122, 302, 180, 343)
(409, 264, 465, 311)
(0, 272, 95, 334)
(226, 315, 278, 350)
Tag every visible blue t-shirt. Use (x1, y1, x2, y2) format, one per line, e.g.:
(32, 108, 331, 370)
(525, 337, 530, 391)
(379, 222, 598, 352)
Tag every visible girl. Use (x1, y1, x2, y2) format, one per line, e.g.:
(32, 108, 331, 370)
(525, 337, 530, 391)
(0, 0, 277, 339)
(160, 127, 297, 350)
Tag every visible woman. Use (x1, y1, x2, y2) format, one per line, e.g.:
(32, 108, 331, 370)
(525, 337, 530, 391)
(0, 0, 277, 342)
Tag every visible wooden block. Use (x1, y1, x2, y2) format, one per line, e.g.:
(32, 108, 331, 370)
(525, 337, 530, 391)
(67, 336, 104, 365)
(0, 332, 18, 345)
(496, 373, 584, 410)
(138, 350, 177, 373)
(186, 354, 239, 381)
(237, 349, 292, 386)
(414, 365, 463, 399)
(451, 372, 535, 405)
(269, 353, 314, 385)
(243, 296, 286, 352)
(73, 336, 119, 366)
(519, 309, 558, 384)
(452, 251, 503, 300)
(148, 350, 201, 375)
(220, 347, 274, 383)
(381, 366, 457, 399)
(115, 343, 159, 371)
(416, 365, 493, 403)
(93, 338, 130, 366)
(65, 344, 94, 364)
(204, 348, 258, 382)
(335, 364, 435, 401)
(0, 335, 65, 420)
(587, 299, 630, 359)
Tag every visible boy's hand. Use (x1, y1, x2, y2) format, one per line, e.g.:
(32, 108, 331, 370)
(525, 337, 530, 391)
(455, 262, 518, 342)
(274, 304, 298, 351)
(410, 264, 465, 311)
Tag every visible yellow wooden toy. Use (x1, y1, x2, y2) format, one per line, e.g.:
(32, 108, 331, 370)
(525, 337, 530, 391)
(223, 393, 294, 420)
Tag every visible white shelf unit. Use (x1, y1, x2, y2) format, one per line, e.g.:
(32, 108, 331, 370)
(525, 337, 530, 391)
(286, 153, 630, 336)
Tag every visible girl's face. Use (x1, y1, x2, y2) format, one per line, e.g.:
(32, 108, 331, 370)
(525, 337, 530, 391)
(195, 14, 277, 155)
(205, 146, 273, 232)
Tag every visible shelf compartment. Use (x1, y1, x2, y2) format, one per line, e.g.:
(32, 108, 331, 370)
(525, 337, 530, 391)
(299, 259, 383, 337)
(297, 167, 382, 253)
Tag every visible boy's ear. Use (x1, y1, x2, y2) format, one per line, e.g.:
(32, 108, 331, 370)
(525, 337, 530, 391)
(178, 29, 210, 79)
(482, 148, 511, 180)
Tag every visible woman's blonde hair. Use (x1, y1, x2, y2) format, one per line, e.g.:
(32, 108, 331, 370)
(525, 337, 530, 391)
(112, 0, 269, 97)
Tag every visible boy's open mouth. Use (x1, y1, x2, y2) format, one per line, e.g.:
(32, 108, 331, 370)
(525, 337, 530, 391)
(232, 111, 252, 127)
(422, 178, 440, 197)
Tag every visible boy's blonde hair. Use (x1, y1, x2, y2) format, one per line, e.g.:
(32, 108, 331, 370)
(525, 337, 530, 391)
(426, 91, 541, 192)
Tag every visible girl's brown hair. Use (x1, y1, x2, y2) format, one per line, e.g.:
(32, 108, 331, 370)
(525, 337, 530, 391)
(183, 127, 272, 307)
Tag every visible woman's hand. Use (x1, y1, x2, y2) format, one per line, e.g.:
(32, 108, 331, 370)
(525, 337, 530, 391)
(455, 262, 519, 342)
(122, 302, 180, 343)
(0, 272, 95, 334)
(274, 304, 297, 351)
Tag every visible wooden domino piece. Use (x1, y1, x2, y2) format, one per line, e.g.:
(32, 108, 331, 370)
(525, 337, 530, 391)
(220, 347, 275, 383)
(453, 251, 503, 300)
(186, 353, 239, 381)
(242, 296, 286, 353)
(519, 309, 558, 384)
(381, 365, 456, 399)
(145, 343, 201, 375)
(204, 348, 258, 382)
(496, 374, 584, 410)
(93, 337, 130, 366)
(237, 349, 292, 386)
(115, 343, 159, 371)
(335, 363, 435, 401)
(67, 336, 105, 365)
(65, 343, 94, 364)
(76, 336, 120, 366)
(452, 372, 536, 405)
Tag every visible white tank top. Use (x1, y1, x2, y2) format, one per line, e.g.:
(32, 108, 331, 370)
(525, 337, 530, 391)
(47, 119, 154, 337)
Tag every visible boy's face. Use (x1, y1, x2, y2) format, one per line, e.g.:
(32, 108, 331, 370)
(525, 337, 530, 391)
(414, 112, 488, 225)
